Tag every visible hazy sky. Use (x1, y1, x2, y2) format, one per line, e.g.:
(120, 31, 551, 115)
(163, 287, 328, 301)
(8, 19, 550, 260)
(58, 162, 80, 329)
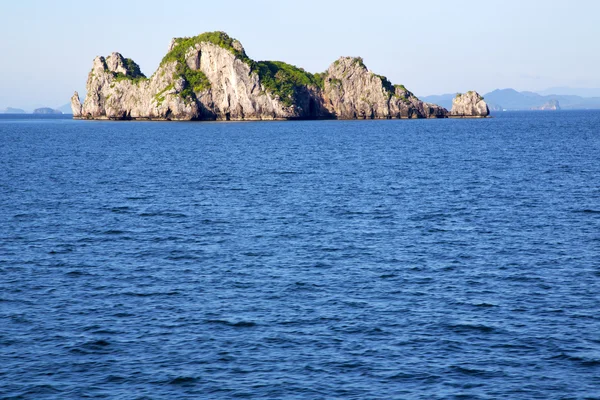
(1, 0, 599, 110)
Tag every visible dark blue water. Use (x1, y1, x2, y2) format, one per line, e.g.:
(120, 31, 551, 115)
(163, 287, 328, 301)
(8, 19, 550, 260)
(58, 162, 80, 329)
(1, 112, 599, 399)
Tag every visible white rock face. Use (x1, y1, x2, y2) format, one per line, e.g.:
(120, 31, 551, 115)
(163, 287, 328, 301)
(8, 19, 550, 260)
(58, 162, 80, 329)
(188, 42, 293, 120)
(167, 38, 178, 53)
(71, 92, 82, 117)
(73, 43, 308, 121)
(105, 53, 128, 75)
(450, 91, 490, 117)
(322, 57, 447, 119)
(75, 53, 197, 120)
(71, 33, 459, 121)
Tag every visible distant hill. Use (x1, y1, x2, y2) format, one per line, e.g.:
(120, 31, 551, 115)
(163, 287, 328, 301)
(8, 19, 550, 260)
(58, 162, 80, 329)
(420, 93, 456, 109)
(531, 99, 561, 111)
(56, 103, 73, 115)
(482, 89, 543, 110)
(483, 89, 600, 110)
(33, 107, 63, 115)
(422, 89, 600, 111)
(0, 107, 26, 114)
(538, 87, 600, 97)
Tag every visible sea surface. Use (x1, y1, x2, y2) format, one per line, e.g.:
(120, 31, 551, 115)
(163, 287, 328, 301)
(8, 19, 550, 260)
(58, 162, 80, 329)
(1, 112, 599, 399)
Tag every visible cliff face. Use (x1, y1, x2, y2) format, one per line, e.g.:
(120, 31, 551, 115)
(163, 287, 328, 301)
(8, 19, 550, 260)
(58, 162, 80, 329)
(181, 41, 326, 120)
(71, 32, 480, 121)
(322, 57, 446, 119)
(73, 52, 200, 121)
(532, 99, 561, 111)
(73, 34, 327, 121)
(450, 91, 490, 117)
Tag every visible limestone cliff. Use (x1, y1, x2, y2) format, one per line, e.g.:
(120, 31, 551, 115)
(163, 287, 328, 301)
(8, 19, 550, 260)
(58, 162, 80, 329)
(322, 57, 446, 119)
(71, 31, 480, 121)
(532, 99, 561, 111)
(71, 92, 82, 117)
(450, 91, 490, 117)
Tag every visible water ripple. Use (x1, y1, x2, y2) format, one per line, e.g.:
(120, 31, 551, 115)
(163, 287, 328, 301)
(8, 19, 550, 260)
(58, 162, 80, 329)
(1, 112, 600, 398)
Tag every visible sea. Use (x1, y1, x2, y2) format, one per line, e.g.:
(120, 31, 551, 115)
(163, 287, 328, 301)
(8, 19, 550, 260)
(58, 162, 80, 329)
(1, 111, 599, 399)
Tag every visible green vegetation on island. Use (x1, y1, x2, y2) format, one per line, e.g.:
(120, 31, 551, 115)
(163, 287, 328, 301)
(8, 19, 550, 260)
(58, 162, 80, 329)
(254, 61, 324, 106)
(158, 31, 257, 100)
(160, 31, 325, 105)
(75, 31, 487, 120)
(162, 31, 252, 67)
(103, 57, 147, 84)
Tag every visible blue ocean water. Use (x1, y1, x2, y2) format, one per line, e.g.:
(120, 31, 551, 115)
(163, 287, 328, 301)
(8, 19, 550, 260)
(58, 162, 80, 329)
(1, 112, 599, 399)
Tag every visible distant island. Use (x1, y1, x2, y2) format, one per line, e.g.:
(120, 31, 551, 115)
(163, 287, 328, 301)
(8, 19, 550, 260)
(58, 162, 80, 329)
(423, 88, 600, 111)
(71, 32, 489, 121)
(1, 105, 71, 115)
(532, 99, 561, 111)
(0, 107, 26, 114)
(33, 107, 63, 115)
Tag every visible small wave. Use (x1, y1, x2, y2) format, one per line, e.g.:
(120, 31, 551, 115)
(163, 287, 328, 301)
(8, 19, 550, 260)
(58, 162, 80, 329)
(126, 196, 151, 200)
(69, 339, 112, 355)
(87, 339, 111, 347)
(342, 300, 369, 308)
(552, 352, 600, 367)
(320, 247, 341, 252)
(337, 210, 368, 216)
(105, 374, 127, 383)
(121, 291, 180, 297)
(9, 314, 32, 324)
(474, 302, 496, 308)
(103, 229, 127, 235)
(166, 251, 201, 261)
(150, 236, 182, 242)
(505, 274, 540, 282)
(428, 228, 448, 233)
(388, 372, 438, 382)
(169, 376, 200, 385)
(447, 322, 497, 334)
(113, 312, 135, 318)
(242, 252, 272, 257)
(327, 360, 365, 370)
(575, 209, 600, 214)
(109, 206, 132, 214)
(12, 213, 36, 220)
(450, 365, 503, 377)
(48, 246, 74, 254)
(139, 212, 187, 218)
(205, 319, 257, 328)
(16, 384, 61, 396)
(272, 171, 300, 175)
(410, 212, 450, 221)
(66, 270, 93, 277)
(288, 281, 322, 292)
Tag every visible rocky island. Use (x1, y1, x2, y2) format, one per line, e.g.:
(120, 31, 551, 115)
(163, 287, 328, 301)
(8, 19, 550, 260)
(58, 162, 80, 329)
(532, 99, 561, 111)
(71, 32, 489, 121)
(450, 92, 490, 118)
(0, 107, 26, 114)
(33, 107, 63, 115)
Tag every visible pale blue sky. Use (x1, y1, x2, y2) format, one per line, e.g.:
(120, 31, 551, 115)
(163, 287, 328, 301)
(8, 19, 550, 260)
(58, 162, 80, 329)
(1, 0, 599, 110)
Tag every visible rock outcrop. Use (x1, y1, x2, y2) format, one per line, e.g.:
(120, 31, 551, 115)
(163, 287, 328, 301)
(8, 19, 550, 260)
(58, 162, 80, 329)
(322, 57, 446, 119)
(71, 31, 483, 121)
(74, 52, 199, 121)
(71, 92, 82, 117)
(532, 99, 560, 111)
(0, 107, 26, 114)
(450, 91, 490, 118)
(33, 107, 62, 115)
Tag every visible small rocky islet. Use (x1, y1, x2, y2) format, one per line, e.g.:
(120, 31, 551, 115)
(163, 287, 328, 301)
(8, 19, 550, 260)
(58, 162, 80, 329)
(71, 31, 489, 121)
